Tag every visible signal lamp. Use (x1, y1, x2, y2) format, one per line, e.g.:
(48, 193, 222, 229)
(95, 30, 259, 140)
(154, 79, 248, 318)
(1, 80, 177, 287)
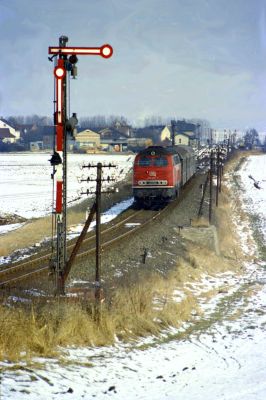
(54, 66, 66, 79)
(100, 44, 113, 58)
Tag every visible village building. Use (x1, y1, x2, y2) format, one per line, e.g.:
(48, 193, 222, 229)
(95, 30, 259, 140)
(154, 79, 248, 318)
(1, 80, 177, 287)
(160, 121, 198, 148)
(175, 132, 194, 146)
(30, 141, 44, 151)
(74, 129, 100, 151)
(112, 121, 132, 137)
(0, 118, 20, 142)
(98, 126, 129, 152)
(0, 128, 16, 143)
(160, 125, 172, 142)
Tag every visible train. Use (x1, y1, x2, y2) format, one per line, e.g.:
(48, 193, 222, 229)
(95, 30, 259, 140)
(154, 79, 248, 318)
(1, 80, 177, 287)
(132, 145, 196, 206)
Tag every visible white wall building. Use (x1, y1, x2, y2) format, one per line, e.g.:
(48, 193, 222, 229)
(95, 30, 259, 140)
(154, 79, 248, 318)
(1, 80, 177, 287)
(0, 119, 20, 141)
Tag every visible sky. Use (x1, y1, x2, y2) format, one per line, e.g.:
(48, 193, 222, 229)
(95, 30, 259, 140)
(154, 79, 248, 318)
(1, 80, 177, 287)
(1, 0, 266, 130)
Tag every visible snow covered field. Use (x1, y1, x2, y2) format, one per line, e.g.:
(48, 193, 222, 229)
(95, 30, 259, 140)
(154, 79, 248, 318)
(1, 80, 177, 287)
(1, 153, 266, 399)
(237, 155, 266, 241)
(0, 153, 134, 219)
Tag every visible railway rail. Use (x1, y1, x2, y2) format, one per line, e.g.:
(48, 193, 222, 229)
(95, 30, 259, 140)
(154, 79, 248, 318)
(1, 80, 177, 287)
(0, 166, 207, 289)
(0, 200, 175, 288)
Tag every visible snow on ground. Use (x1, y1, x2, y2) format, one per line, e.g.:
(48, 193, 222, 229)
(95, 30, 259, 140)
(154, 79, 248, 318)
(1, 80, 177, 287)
(0, 153, 134, 219)
(0, 222, 25, 235)
(237, 154, 266, 241)
(0, 198, 135, 267)
(1, 154, 266, 399)
(68, 197, 134, 238)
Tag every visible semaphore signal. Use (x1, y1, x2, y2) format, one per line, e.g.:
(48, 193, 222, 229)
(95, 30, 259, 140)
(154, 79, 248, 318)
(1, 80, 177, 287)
(49, 35, 113, 296)
(49, 44, 113, 58)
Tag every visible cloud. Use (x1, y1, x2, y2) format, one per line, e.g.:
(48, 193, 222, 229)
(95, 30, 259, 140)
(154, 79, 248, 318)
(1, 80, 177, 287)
(1, 0, 266, 129)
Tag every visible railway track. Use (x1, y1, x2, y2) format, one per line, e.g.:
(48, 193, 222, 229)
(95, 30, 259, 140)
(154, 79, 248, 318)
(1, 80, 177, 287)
(0, 201, 172, 288)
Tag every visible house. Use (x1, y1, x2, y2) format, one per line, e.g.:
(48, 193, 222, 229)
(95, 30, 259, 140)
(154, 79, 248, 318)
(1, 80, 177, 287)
(174, 132, 192, 146)
(97, 127, 130, 152)
(160, 120, 198, 148)
(160, 125, 173, 142)
(99, 138, 128, 152)
(75, 129, 100, 150)
(127, 137, 153, 152)
(0, 128, 16, 143)
(98, 127, 129, 140)
(0, 118, 20, 142)
(113, 121, 132, 137)
(30, 141, 43, 151)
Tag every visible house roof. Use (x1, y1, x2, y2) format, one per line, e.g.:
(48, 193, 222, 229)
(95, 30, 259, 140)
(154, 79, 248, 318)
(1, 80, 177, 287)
(0, 118, 16, 129)
(175, 132, 192, 138)
(76, 129, 99, 137)
(0, 128, 15, 139)
(98, 127, 128, 139)
(173, 120, 197, 133)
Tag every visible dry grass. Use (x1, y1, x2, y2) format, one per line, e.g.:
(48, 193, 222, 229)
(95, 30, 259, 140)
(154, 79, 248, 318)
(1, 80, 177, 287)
(190, 217, 210, 228)
(215, 154, 257, 262)
(0, 209, 85, 256)
(0, 176, 132, 257)
(0, 152, 253, 361)
(0, 237, 239, 362)
(0, 263, 205, 361)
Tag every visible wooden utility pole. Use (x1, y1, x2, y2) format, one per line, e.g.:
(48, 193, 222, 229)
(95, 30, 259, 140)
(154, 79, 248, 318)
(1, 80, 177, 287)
(95, 163, 102, 302)
(209, 151, 214, 223)
(80, 162, 116, 311)
(62, 201, 96, 285)
(216, 147, 220, 207)
(197, 171, 210, 218)
(171, 120, 176, 146)
(227, 138, 230, 158)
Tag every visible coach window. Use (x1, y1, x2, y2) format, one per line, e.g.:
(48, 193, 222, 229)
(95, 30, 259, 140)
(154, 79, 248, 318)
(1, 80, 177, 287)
(138, 157, 151, 166)
(173, 155, 180, 165)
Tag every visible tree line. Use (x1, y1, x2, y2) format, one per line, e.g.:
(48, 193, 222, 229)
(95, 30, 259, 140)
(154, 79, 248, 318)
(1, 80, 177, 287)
(5, 114, 211, 130)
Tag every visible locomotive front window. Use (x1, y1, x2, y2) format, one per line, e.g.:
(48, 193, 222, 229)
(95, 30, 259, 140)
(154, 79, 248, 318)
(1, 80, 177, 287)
(153, 156, 168, 166)
(138, 156, 152, 166)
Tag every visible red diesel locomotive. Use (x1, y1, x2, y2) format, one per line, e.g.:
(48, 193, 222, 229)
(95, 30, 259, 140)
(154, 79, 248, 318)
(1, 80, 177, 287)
(133, 145, 196, 206)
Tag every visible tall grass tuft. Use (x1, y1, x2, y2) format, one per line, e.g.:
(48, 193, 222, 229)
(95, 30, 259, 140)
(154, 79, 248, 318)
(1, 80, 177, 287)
(0, 265, 200, 360)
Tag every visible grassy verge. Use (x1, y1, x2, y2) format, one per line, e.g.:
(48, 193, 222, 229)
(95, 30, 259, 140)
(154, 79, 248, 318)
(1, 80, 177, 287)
(0, 238, 240, 362)
(0, 151, 257, 361)
(0, 269, 192, 360)
(0, 178, 132, 257)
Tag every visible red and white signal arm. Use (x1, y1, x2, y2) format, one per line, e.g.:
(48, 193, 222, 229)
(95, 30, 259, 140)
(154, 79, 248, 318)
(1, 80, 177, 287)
(49, 44, 113, 59)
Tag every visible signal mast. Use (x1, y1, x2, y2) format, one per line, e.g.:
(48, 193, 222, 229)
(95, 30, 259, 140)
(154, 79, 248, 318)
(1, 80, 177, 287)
(48, 36, 113, 295)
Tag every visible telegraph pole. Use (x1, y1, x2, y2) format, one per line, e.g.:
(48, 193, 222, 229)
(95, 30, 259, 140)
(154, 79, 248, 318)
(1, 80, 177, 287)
(80, 162, 116, 303)
(49, 36, 113, 295)
(95, 163, 102, 295)
(171, 120, 176, 146)
(216, 146, 220, 207)
(209, 150, 214, 223)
